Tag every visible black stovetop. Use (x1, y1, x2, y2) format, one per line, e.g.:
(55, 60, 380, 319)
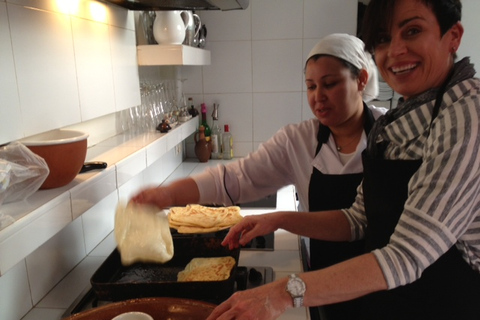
(62, 266, 273, 318)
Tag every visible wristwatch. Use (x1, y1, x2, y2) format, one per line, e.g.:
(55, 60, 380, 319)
(285, 274, 306, 308)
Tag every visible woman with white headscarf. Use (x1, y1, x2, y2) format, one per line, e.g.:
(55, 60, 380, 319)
(132, 36, 385, 319)
(132, 33, 385, 214)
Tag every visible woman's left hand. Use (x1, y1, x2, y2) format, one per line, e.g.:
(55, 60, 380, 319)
(206, 278, 291, 320)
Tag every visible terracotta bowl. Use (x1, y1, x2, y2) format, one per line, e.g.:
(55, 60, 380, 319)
(62, 297, 216, 320)
(20, 129, 89, 189)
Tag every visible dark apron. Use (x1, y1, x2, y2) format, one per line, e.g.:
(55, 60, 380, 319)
(360, 151, 480, 320)
(307, 103, 374, 320)
(360, 80, 480, 319)
(308, 170, 365, 320)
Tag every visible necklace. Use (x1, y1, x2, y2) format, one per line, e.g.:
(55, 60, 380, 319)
(335, 132, 362, 152)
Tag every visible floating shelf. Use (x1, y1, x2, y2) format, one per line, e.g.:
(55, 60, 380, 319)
(137, 44, 211, 66)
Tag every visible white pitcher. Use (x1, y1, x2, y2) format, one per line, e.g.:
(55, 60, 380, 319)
(153, 11, 189, 45)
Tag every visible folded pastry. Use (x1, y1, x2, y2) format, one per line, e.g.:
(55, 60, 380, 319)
(115, 202, 174, 266)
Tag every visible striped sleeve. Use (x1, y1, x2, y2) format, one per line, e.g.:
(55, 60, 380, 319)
(346, 78, 480, 289)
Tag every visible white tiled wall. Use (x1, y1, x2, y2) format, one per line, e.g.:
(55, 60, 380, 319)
(0, 0, 141, 146)
(182, 0, 358, 156)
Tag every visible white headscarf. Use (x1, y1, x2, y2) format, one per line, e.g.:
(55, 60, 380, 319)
(307, 33, 379, 102)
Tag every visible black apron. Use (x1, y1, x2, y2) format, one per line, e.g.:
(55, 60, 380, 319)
(360, 82, 480, 319)
(307, 103, 374, 320)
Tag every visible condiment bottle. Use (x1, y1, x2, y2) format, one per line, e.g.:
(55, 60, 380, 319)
(200, 103, 211, 141)
(222, 124, 233, 160)
(188, 97, 199, 117)
(194, 126, 211, 162)
(210, 104, 222, 159)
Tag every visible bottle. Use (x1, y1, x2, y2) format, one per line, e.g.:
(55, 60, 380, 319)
(194, 125, 211, 162)
(200, 103, 211, 141)
(222, 124, 233, 160)
(188, 97, 199, 117)
(210, 103, 221, 159)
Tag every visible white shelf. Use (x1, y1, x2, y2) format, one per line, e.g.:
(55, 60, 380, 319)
(137, 44, 211, 66)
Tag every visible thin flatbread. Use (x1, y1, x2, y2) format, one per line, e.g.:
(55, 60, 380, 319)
(177, 257, 236, 282)
(115, 202, 174, 266)
(168, 204, 242, 233)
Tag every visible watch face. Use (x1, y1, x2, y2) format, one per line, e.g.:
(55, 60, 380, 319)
(288, 276, 305, 296)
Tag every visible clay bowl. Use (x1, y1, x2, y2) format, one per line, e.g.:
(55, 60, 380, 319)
(62, 297, 216, 320)
(20, 129, 89, 189)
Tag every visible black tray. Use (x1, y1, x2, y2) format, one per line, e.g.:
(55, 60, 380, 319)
(91, 233, 240, 303)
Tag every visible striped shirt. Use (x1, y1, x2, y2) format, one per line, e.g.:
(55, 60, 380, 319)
(343, 77, 480, 289)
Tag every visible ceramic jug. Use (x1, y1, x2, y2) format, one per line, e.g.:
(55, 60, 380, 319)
(182, 11, 201, 46)
(153, 11, 189, 45)
(194, 126, 211, 162)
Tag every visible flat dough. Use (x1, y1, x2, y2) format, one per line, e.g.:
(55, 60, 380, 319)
(168, 204, 242, 233)
(115, 202, 174, 266)
(177, 257, 236, 282)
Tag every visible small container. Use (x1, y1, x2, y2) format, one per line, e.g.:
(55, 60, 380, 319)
(222, 124, 233, 160)
(112, 311, 153, 320)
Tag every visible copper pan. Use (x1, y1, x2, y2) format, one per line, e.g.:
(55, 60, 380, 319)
(62, 297, 215, 320)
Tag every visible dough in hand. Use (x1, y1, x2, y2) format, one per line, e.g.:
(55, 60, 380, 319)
(115, 201, 174, 266)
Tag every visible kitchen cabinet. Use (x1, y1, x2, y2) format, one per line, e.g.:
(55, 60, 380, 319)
(137, 44, 211, 66)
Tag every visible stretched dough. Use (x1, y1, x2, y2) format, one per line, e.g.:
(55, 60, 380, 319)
(115, 202, 174, 266)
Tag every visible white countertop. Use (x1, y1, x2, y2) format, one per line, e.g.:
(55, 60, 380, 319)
(0, 118, 198, 276)
(21, 161, 310, 320)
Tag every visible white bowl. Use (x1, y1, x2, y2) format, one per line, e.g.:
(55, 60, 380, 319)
(112, 311, 154, 320)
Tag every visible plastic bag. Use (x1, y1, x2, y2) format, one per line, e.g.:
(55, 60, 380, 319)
(0, 142, 49, 207)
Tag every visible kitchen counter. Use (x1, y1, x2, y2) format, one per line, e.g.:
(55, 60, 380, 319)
(20, 160, 309, 320)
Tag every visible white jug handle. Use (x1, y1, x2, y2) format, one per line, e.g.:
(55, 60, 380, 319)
(193, 14, 202, 37)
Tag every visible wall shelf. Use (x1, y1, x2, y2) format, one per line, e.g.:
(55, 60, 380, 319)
(137, 44, 211, 66)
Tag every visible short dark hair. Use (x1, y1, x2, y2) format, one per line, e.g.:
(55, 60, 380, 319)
(361, 0, 462, 53)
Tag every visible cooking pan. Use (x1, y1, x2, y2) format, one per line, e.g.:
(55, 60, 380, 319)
(61, 297, 215, 320)
(91, 231, 240, 303)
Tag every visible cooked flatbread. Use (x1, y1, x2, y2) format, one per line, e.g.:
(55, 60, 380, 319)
(177, 257, 236, 282)
(168, 204, 242, 233)
(115, 202, 174, 266)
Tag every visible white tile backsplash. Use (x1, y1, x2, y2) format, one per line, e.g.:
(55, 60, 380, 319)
(72, 17, 116, 121)
(198, 7, 251, 42)
(0, 0, 140, 145)
(253, 92, 303, 142)
(81, 191, 117, 254)
(9, 4, 81, 136)
(26, 217, 86, 305)
(70, 167, 117, 220)
(252, 39, 304, 92)
(0, 261, 32, 320)
(203, 41, 253, 94)
(303, 0, 357, 38)
(110, 26, 141, 112)
(251, 0, 303, 40)
(0, 3, 23, 143)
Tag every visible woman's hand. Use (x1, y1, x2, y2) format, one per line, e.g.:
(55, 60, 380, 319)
(206, 278, 291, 320)
(130, 178, 200, 209)
(130, 186, 174, 209)
(222, 213, 283, 250)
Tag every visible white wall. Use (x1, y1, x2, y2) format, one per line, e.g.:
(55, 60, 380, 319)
(0, 0, 141, 146)
(181, 0, 359, 157)
(182, 0, 480, 158)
